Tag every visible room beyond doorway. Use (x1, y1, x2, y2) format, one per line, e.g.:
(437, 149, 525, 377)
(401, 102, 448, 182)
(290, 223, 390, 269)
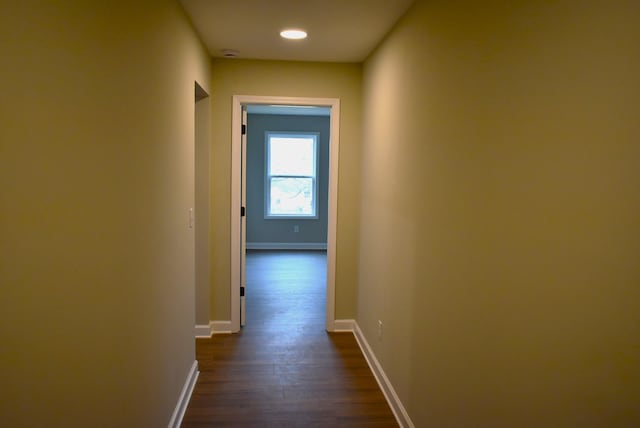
(245, 109, 330, 250)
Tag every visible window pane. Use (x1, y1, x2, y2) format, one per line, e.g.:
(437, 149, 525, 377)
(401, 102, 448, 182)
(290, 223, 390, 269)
(269, 137, 315, 176)
(270, 177, 313, 215)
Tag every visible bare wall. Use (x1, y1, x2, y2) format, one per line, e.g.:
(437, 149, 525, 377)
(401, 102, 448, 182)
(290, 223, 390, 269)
(358, 0, 640, 426)
(0, 1, 211, 426)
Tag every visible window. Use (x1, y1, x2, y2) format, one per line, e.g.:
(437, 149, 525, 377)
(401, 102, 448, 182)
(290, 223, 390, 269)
(266, 132, 319, 218)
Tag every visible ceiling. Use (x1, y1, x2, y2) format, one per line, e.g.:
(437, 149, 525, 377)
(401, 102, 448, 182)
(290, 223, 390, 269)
(179, 0, 415, 62)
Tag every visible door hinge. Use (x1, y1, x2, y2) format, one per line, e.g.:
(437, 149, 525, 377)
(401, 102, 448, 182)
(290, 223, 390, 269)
(240, 286, 245, 297)
(240, 206, 246, 217)
(241, 124, 246, 135)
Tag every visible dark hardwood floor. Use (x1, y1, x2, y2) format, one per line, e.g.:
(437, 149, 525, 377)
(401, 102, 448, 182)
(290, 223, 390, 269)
(182, 250, 398, 427)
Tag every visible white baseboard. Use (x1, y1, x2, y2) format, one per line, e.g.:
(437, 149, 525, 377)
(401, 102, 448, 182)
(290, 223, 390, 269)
(331, 319, 355, 332)
(194, 324, 212, 338)
(246, 242, 327, 250)
(167, 360, 198, 428)
(210, 320, 233, 334)
(353, 322, 414, 428)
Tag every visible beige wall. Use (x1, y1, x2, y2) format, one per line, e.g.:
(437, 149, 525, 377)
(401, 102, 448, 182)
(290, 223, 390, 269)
(0, 1, 210, 426)
(209, 59, 362, 320)
(359, 0, 640, 426)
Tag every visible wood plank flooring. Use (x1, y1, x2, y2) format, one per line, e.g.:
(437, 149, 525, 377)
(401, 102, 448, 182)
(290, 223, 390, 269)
(182, 250, 398, 427)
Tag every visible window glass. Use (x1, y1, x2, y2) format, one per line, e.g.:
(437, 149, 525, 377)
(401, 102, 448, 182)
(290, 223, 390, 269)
(266, 133, 318, 218)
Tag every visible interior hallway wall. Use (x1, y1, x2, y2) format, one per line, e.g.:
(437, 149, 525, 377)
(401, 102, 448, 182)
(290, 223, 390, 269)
(0, 1, 211, 426)
(209, 59, 362, 321)
(358, 0, 640, 426)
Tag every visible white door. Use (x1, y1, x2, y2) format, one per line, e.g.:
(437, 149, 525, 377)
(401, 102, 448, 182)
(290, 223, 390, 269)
(240, 106, 247, 327)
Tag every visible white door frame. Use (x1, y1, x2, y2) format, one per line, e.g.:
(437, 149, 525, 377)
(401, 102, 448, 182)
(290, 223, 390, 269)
(231, 95, 340, 333)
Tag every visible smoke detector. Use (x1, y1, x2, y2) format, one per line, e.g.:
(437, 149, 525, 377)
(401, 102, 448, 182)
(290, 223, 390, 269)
(221, 49, 239, 58)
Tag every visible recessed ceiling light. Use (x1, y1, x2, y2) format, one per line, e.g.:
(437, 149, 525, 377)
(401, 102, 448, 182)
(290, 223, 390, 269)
(280, 29, 307, 40)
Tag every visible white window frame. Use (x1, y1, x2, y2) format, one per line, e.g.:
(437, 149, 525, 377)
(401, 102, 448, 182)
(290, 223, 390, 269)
(264, 131, 320, 219)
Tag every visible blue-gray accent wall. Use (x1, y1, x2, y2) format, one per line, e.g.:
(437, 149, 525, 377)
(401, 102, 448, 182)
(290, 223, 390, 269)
(246, 114, 330, 245)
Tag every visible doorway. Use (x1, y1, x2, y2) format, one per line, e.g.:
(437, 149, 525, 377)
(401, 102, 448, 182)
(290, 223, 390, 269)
(244, 106, 330, 329)
(230, 95, 340, 333)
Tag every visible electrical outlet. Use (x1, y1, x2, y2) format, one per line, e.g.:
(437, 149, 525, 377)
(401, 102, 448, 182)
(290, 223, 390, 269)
(378, 320, 383, 340)
(294, 225, 299, 233)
